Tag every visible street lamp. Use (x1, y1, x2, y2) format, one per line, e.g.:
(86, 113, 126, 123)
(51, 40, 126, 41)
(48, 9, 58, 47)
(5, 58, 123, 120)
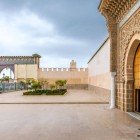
(3, 73, 5, 78)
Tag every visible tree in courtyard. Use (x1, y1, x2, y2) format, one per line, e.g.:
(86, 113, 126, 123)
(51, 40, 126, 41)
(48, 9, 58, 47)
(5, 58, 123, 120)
(55, 80, 61, 89)
(31, 81, 42, 91)
(0, 78, 3, 83)
(26, 79, 38, 90)
(49, 84, 56, 91)
(25, 79, 32, 90)
(61, 80, 67, 89)
(39, 79, 49, 89)
(55, 80, 67, 89)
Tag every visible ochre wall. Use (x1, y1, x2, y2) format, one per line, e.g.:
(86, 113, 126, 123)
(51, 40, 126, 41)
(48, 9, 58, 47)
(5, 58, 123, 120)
(88, 73, 111, 90)
(38, 68, 88, 85)
(14, 64, 38, 81)
(14, 64, 88, 89)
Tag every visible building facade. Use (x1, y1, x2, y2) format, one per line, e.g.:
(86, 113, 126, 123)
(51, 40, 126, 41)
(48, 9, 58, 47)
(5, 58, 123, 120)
(0, 54, 41, 82)
(0, 56, 88, 89)
(99, 0, 140, 112)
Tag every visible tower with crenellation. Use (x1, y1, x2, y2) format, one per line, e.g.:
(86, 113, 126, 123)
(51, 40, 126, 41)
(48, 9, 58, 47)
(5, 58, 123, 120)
(70, 60, 77, 71)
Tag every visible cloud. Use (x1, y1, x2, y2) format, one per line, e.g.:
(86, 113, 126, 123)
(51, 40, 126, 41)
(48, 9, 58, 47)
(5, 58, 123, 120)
(0, 10, 55, 47)
(0, 0, 108, 67)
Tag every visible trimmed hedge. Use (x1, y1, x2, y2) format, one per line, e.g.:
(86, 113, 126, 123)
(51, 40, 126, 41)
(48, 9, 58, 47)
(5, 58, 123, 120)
(23, 89, 67, 95)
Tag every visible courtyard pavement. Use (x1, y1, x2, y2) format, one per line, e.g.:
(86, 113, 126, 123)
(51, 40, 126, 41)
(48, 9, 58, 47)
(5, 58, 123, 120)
(0, 104, 139, 140)
(0, 90, 109, 104)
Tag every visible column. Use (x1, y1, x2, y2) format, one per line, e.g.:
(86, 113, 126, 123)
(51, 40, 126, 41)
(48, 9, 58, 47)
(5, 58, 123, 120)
(10, 68, 12, 79)
(110, 72, 116, 109)
(14, 64, 18, 82)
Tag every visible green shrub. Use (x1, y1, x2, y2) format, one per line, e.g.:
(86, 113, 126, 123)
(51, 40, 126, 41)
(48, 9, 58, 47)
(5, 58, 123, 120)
(55, 80, 67, 89)
(23, 92, 30, 95)
(23, 89, 67, 95)
(31, 81, 42, 91)
(49, 84, 56, 90)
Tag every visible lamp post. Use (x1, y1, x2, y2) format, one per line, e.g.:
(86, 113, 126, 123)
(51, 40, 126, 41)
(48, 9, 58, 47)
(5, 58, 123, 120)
(2, 73, 5, 92)
(10, 69, 12, 79)
(3, 73, 5, 78)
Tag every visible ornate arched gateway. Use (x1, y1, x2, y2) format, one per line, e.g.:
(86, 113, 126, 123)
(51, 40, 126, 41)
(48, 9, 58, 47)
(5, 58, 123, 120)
(0, 54, 41, 81)
(99, 0, 140, 112)
(125, 34, 140, 112)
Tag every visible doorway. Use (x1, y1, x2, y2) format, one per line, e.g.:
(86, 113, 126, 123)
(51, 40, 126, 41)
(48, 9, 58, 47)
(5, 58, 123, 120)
(134, 44, 140, 112)
(135, 89, 140, 112)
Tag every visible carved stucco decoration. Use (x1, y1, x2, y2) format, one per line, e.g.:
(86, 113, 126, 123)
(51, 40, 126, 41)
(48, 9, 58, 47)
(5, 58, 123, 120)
(0, 55, 39, 65)
(120, 10, 140, 80)
(99, 0, 137, 22)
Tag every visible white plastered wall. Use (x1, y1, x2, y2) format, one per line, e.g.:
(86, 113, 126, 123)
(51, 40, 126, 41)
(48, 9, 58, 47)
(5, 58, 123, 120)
(88, 38, 111, 90)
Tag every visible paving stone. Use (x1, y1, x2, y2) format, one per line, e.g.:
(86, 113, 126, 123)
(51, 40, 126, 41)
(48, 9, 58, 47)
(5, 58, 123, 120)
(0, 90, 109, 104)
(0, 104, 139, 140)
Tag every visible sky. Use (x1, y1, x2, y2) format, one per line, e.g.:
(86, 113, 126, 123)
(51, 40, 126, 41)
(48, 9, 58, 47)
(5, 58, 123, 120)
(0, 0, 108, 68)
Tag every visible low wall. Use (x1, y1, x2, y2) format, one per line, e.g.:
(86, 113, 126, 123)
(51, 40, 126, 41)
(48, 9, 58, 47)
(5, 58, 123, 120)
(88, 84, 111, 94)
(67, 84, 88, 90)
(88, 73, 111, 94)
(88, 73, 111, 90)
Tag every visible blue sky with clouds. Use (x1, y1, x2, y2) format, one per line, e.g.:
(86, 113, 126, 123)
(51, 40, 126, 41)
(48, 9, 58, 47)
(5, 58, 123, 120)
(0, 0, 108, 68)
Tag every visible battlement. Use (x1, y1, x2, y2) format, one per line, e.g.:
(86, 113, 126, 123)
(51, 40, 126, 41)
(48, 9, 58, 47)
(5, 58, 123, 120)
(0, 54, 41, 65)
(0, 54, 41, 58)
(38, 67, 88, 84)
(39, 68, 88, 72)
(0, 56, 33, 58)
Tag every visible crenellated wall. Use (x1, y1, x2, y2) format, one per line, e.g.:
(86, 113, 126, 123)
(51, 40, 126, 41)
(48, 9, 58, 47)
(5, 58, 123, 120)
(0, 55, 88, 89)
(0, 57, 88, 89)
(39, 67, 87, 72)
(38, 67, 88, 89)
